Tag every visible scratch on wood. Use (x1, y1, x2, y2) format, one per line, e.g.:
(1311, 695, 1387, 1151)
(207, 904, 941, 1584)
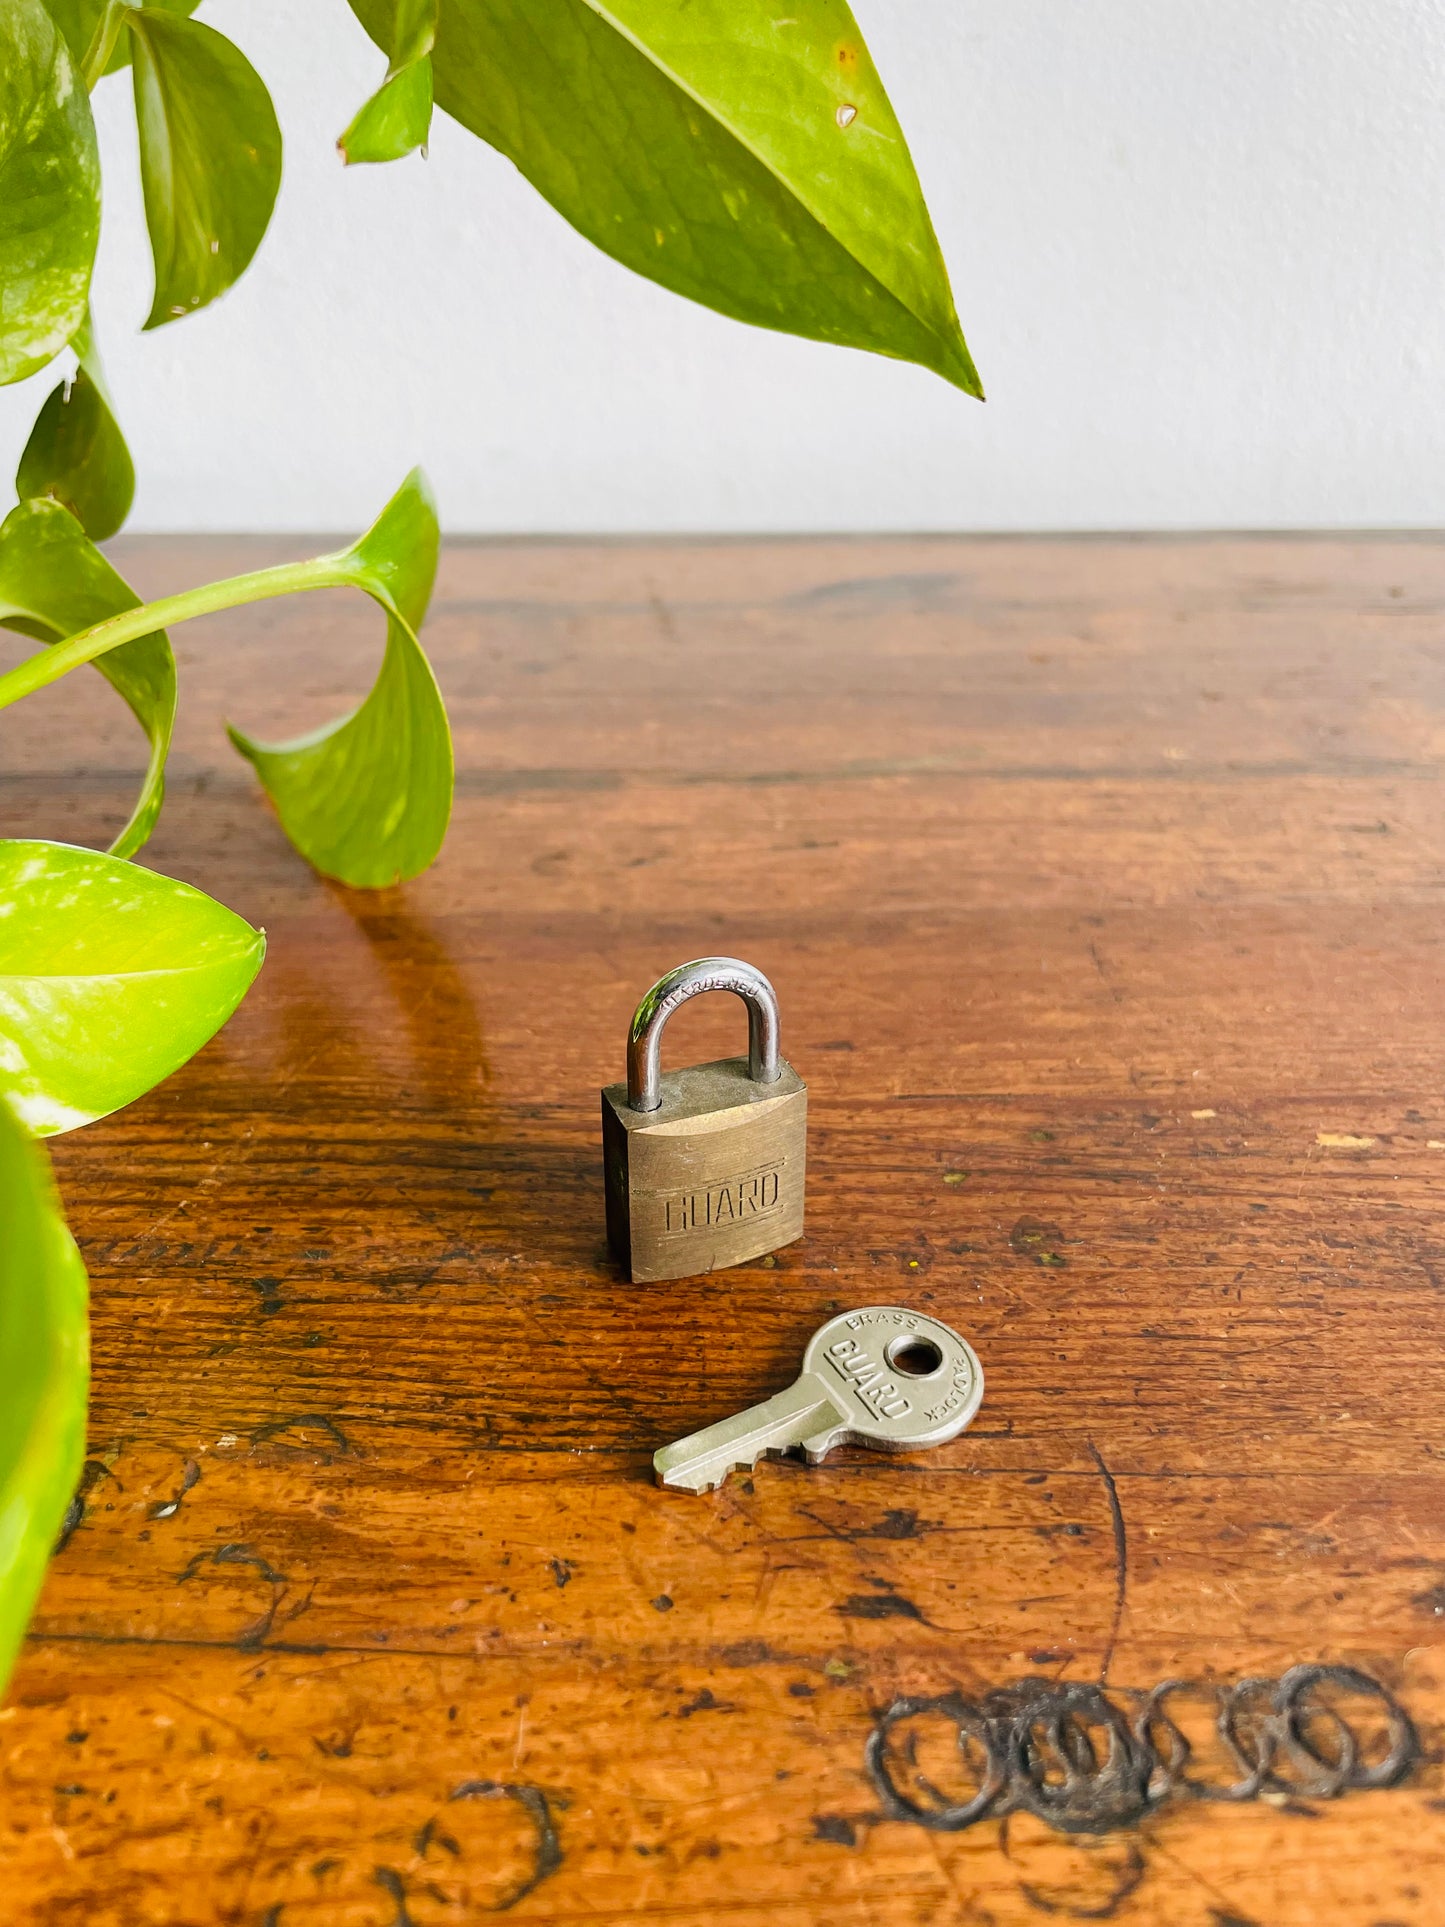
(1086, 1439, 1128, 1686)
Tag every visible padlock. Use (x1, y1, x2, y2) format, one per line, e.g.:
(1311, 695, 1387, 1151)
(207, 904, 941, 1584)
(601, 957, 807, 1283)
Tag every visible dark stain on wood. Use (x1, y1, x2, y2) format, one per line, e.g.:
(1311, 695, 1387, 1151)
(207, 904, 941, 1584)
(676, 1687, 736, 1719)
(836, 1593, 928, 1623)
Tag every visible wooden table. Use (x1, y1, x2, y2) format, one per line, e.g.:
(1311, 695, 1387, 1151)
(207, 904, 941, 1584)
(3, 533, 1443, 1924)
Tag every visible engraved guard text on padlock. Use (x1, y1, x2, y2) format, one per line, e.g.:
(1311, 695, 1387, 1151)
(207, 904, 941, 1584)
(601, 958, 807, 1283)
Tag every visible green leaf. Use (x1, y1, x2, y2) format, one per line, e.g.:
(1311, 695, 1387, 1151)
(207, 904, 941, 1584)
(15, 314, 135, 540)
(0, 0, 100, 387)
(0, 840, 264, 1135)
(0, 499, 173, 857)
(127, 7, 282, 330)
(0, 471, 453, 891)
(340, 56, 433, 165)
(340, 0, 435, 164)
(331, 460, 440, 633)
(227, 469, 453, 888)
(0, 1095, 88, 1696)
(39, 0, 108, 73)
(106, 0, 201, 76)
(346, 0, 980, 394)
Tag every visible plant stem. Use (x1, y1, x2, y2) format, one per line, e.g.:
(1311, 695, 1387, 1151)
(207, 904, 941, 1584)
(0, 555, 358, 714)
(80, 0, 128, 88)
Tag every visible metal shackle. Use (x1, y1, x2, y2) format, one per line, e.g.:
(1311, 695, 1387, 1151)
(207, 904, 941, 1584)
(626, 957, 782, 1113)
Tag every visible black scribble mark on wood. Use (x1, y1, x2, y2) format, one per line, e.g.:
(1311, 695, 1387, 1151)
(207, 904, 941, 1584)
(1086, 1440, 1127, 1687)
(250, 1413, 355, 1460)
(149, 1458, 200, 1521)
(865, 1665, 1418, 1843)
(260, 1908, 284, 1927)
(178, 1543, 286, 1587)
(54, 1459, 116, 1553)
(812, 1814, 857, 1845)
(449, 1780, 563, 1910)
(373, 1867, 416, 1927)
(1208, 1910, 1263, 1927)
(550, 1558, 572, 1589)
(836, 1593, 927, 1623)
(176, 1543, 289, 1649)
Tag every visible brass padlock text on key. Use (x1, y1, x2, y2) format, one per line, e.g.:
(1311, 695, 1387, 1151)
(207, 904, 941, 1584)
(602, 958, 807, 1283)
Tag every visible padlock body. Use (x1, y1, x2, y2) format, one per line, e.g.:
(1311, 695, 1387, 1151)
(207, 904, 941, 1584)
(602, 1054, 806, 1283)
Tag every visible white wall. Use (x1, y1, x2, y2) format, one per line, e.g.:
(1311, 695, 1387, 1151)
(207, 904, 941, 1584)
(4, 0, 1444, 532)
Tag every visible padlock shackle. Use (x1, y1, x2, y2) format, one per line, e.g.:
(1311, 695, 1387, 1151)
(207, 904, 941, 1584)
(626, 957, 782, 1112)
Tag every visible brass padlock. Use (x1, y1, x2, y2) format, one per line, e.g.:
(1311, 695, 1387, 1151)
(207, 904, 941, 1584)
(602, 957, 807, 1283)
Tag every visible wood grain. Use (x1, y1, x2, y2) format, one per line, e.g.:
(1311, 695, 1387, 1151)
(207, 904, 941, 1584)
(2, 534, 1443, 1924)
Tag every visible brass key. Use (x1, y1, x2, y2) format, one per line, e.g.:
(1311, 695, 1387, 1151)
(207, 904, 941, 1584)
(653, 1305, 984, 1494)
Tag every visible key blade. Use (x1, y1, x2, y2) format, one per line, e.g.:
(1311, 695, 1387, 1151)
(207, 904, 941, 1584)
(654, 1375, 845, 1494)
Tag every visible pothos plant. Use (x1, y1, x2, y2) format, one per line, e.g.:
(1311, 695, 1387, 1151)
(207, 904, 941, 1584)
(0, 0, 980, 1686)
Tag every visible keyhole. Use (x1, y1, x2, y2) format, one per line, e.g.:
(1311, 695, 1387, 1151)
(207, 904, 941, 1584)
(886, 1336, 944, 1377)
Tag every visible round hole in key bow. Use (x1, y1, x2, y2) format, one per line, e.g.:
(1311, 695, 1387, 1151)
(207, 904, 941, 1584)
(886, 1336, 945, 1377)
